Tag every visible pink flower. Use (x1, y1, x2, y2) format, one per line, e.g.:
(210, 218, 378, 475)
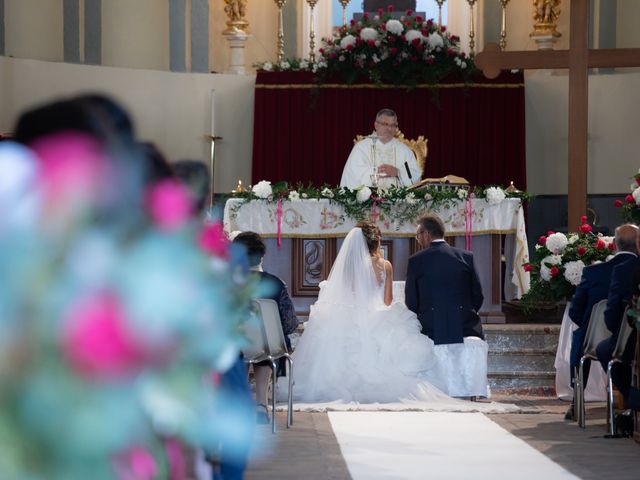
(146, 179, 193, 231)
(523, 263, 532, 272)
(626, 194, 634, 204)
(596, 239, 606, 250)
(615, 199, 623, 207)
(579, 223, 592, 233)
(538, 235, 547, 245)
(580, 215, 588, 224)
(115, 445, 158, 480)
(62, 292, 147, 380)
(198, 222, 229, 258)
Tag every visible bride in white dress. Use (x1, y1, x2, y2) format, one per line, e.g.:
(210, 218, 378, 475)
(288, 223, 516, 412)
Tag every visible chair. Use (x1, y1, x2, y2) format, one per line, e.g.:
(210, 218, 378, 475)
(243, 299, 293, 433)
(574, 299, 610, 428)
(606, 307, 635, 437)
(354, 130, 428, 177)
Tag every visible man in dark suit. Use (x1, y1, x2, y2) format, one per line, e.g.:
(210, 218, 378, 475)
(405, 213, 484, 345)
(566, 223, 638, 420)
(596, 225, 640, 408)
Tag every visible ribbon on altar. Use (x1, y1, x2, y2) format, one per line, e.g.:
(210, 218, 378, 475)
(276, 198, 283, 247)
(465, 196, 473, 250)
(371, 196, 385, 224)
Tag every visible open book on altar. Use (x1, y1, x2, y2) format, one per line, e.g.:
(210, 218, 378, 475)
(408, 174, 470, 190)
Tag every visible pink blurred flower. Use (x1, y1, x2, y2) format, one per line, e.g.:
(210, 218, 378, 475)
(146, 179, 194, 231)
(197, 222, 230, 258)
(62, 292, 147, 380)
(115, 445, 158, 480)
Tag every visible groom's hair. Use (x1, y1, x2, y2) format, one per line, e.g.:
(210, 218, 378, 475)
(417, 214, 445, 239)
(233, 231, 266, 267)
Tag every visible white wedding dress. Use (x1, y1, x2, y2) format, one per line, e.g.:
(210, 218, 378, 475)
(284, 228, 518, 413)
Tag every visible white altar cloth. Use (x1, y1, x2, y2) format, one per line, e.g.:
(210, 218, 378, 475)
(223, 198, 530, 298)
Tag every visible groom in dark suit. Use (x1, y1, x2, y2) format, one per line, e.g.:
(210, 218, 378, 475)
(405, 213, 484, 345)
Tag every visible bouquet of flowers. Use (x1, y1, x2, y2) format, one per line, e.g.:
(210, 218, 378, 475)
(614, 169, 640, 224)
(520, 216, 615, 310)
(315, 6, 475, 86)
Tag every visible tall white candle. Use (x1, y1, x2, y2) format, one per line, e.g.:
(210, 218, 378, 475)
(210, 90, 216, 135)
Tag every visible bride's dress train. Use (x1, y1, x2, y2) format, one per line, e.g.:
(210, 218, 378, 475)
(279, 228, 518, 413)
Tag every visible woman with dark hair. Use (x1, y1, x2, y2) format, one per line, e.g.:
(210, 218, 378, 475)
(232, 231, 299, 422)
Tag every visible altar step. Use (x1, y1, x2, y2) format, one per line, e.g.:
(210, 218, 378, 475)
(485, 324, 560, 395)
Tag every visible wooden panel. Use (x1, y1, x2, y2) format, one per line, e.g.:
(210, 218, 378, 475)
(379, 240, 393, 262)
(292, 238, 336, 296)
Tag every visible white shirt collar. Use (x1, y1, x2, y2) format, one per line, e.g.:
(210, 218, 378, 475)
(615, 251, 637, 257)
(431, 239, 446, 243)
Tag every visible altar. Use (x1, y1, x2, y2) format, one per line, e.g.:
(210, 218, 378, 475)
(224, 197, 530, 321)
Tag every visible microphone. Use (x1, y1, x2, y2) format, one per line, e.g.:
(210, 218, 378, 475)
(404, 161, 413, 182)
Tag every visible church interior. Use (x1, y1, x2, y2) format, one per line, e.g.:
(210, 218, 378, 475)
(2, 0, 640, 479)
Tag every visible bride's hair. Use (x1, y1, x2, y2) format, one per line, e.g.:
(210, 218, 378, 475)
(356, 221, 381, 254)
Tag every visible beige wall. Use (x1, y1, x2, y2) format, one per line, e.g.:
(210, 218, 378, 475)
(0, 57, 255, 193)
(5, 0, 63, 62)
(102, 0, 170, 70)
(617, 0, 640, 48)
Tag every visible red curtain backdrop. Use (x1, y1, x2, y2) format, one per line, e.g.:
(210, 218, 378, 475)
(252, 71, 526, 190)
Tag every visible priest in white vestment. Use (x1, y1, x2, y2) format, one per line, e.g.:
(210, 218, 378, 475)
(340, 108, 422, 189)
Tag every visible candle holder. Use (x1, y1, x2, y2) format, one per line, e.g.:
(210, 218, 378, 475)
(499, 0, 511, 51)
(338, 0, 351, 27)
(466, 0, 477, 55)
(274, 0, 287, 64)
(435, 0, 446, 30)
(306, 0, 319, 64)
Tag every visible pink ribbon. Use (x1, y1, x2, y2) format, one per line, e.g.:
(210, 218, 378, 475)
(276, 197, 283, 248)
(164, 438, 186, 480)
(465, 197, 473, 251)
(371, 196, 384, 224)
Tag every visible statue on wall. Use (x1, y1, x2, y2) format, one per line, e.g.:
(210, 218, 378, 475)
(531, 0, 562, 50)
(533, 0, 560, 25)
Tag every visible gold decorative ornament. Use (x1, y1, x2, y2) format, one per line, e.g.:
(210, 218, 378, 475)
(223, 0, 249, 34)
(232, 179, 246, 193)
(505, 181, 521, 193)
(435, 0, 446, 29)
(306, 0, 319, 64)
(530, 0, 561, 50)
(274, 0, 287, 64)
(499, 0, 511, 51)
(466, 0, 477, 55)
(338, 0, 351, 27)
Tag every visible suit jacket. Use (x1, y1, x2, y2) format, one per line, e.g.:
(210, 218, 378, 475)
(604, 255, 640, 338)
(405, 241, 484, 345)
(567, 254, 633, 374)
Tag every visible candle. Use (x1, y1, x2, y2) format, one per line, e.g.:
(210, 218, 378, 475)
(210, 90, 216, 135)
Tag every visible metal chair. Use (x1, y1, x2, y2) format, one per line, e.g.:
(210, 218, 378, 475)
(574, 299, 610, 428)
(250, 299, 294, 433)
(606, 307, 635, 437)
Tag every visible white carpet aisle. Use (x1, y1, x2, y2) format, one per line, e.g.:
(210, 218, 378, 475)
(328, 412, 580, 480)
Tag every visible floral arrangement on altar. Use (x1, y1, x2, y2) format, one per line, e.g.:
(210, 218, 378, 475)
(614, 168, 640, 224)
(520, 216, 615, 311)
(254, 6, 475, 87)
(0, 137, 254, 478)
(228, 180, 530, 226)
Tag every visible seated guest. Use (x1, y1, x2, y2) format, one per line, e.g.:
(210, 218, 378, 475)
(340, 108, 421, 189)
(232, 232, 299, 422)
(596, 225, 640, 407)
(566, 224, 639, 420)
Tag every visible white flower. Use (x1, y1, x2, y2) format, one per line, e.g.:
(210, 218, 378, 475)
(632, 183, 638, 192)
(299, 59, 309, 69)
(568, 234, 579, 244)
(601, 236, 614, 249)
(288, 190, 300, 202)
(456, 188, 468, 199)
(252, 180, 272, 199)
(405, 30, 424, 44)
(360, 27, 378, 41)
(372, 54, 380, 63)
(280, 61, 290, 70)
(386, 19, 404, 35)
(356, 186, 372, 203)
(321, 187, 334, 198)
(563, 260, 585, 286)
(545, 232, 568, 254)
(340, 35, 357, 49)
(339, 55, 346, 62)
(485, 186, 506, 205)
(632, 186, 640, 205)
(535, 244, 542, 250)
(423, 193, 433, 201)
(262, 62, 273, 72)
(540, 254, 562, 281)
(427, 32, 444, 49)
(405, 192, 418, 205)
(373, 15, 380, 21)
(301, 193, 308, 199)
(460, 62, 467, 70)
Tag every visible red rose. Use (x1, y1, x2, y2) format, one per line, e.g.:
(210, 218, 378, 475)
(319, 48, 324, 55)
(580, 215, 588, 224)
(441, 26, 447, 32)
(615, 199, 623, 207)
(425, 57, 434, 64)
(577, 246, 587, 256)
(390, 47, 398, 55)
(329, 53, 337, 59)
(579, 224, 592, 233)
(387, 5, 394, 12)
(636, 176, 640, 186)
(626, 194, 634, 203)
(410, 55, 417, 62)
(363, 12, 369, 20)
(355, 36, 362, 43)
(406, 10, 414, 16)
(421, 28, 428, 36)
(550, 266, 560, 278)
(367, 39, 375, 46)
(539, 235, 547, 245)
(350, 19, 355, 26)
(415, 43, 424, 52)
(596, 239, 606, 250)
(547, 230, 554, 236)
(346, 44, 354, 51)
(608, 242, 616, 251)
(416, 16, 423, 22)
(405, 21, 412, 27)
(446, 48, 454, 56)
(388, 34, 395, 42)
(523, 263, 533, 272)
(411, 38, 421, 46)
(427, 19, 433, 26)
(380, 23, 386, 30)
(378, 8, 384, 16)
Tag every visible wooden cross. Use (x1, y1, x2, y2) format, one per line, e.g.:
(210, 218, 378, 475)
(475, 0, 640, 231)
